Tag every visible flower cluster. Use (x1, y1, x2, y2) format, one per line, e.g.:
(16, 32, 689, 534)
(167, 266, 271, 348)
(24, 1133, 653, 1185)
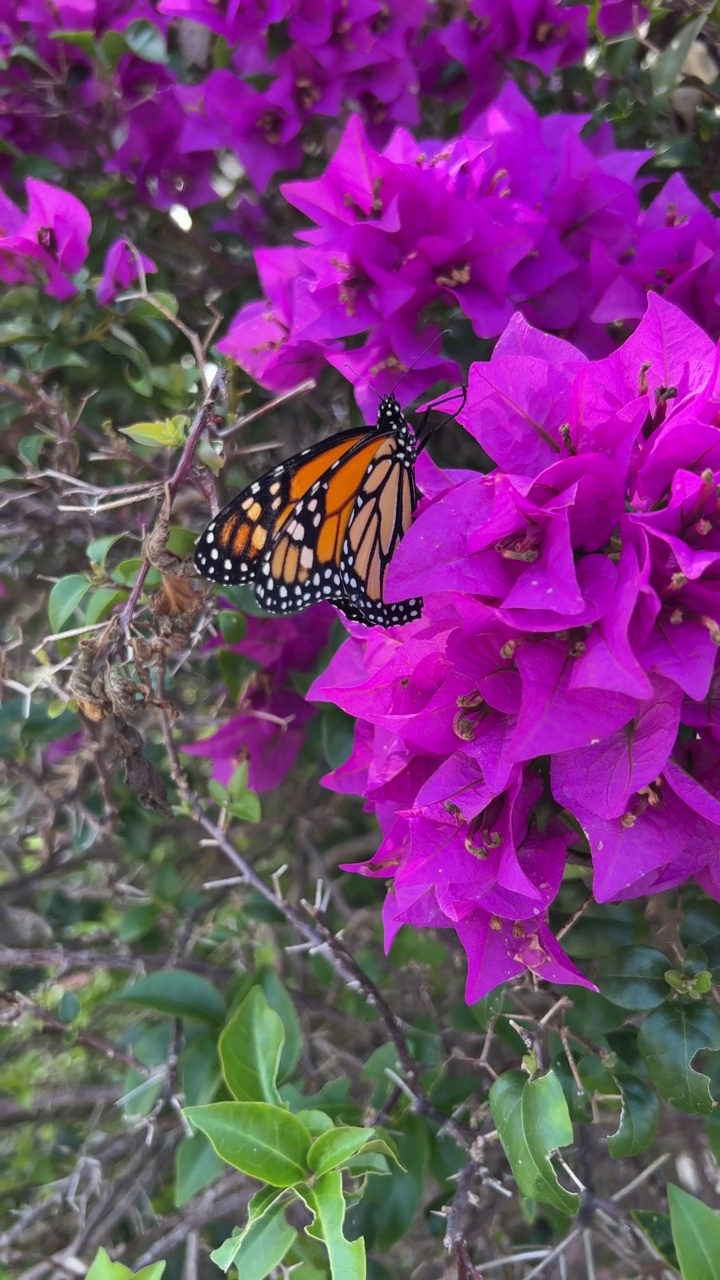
(310, 297, 720, 998)
(182, 605, 335, 793)
(220, 92, 720, 401)
(0, 174, 155, 302)
(1, 0, 641, 209)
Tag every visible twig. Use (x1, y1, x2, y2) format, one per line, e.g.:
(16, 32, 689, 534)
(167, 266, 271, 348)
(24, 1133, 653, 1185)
(114, 367, 227, 646)
(4, 993, 152, 1075)
(218, 377, 317, 438)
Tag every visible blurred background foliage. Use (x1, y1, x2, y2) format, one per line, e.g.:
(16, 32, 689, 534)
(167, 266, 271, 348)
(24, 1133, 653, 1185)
(3, 3, 720, 1278)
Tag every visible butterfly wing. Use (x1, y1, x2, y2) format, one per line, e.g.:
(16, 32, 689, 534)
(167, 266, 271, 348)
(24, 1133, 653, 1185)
(195, 395, 424, 628)
(338, 433, 422, 627)
(254, 431, 401, 616)
(193, 426, 369, 587)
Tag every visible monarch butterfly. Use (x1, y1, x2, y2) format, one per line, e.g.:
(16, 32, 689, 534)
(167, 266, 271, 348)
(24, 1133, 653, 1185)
(194, 393, 430, 628)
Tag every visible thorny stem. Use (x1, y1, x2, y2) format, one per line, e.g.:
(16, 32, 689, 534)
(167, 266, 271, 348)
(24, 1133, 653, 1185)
(114, 367, 227, 647)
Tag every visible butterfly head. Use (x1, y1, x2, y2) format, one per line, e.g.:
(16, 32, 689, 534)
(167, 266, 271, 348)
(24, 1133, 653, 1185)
(377, 393, 404, 430)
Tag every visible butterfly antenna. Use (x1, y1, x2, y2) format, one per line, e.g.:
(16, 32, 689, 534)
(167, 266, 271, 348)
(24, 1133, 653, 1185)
(344, 362, 381, 404)
(416, 383, 467, 454)
(390, 327, 452, 399)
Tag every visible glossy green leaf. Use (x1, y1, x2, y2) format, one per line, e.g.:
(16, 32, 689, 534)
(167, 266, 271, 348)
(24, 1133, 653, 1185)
(489, 1069, 579, 1216)
(607, 1073, 660, 1158)
(185, 1102, 311, 1186)
(595, 946, 669, 1010)
(638, 1003, 720, 1114)
(113, 970, 225, 1025)
(219, 986, 284, 1105)
(669, 1184, 720, 1280)
(308, 1127, 376, 1178)
(48, 574, 92, 632)
(210, 1193, 296, 1276)
(174, 1132, 225, 1207)
(564, 988, 627, 1037)
(298, 1169, 366, 1280)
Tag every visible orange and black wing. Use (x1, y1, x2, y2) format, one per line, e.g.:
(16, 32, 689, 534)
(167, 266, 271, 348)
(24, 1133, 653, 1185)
(337, 433, 422, 628)
(194, 394, 424, 628)
(193, 426, 369, 587)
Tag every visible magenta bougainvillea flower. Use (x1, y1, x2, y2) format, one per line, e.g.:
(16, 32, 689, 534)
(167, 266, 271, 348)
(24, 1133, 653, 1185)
(96, 238, 157, 306)
(220, 92, 720, 402)
(1, 0, 645, 206)
(183, 605, 334, 792)
(0, 177, 91, 299)
(309, 297, 720, 998)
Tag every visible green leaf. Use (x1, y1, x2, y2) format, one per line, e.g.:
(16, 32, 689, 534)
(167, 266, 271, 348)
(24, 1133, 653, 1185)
(489, 1070, 579, 1216)
(123, 19, 169, 63)
(36, 345, 89, 372)
(632, 1210, 678, 1269)
(113, 970, 225, 1025)
(185, 1102, 311, 1186)
(218, 610, 248, 645)
(180, 1035, 221, 1107)
(607, 1073, 660, 1158)
(117, 903, 159, 944)
(638, 1003, 720, 1114)
(49, 28, 98, 55)
(320, 706, 355, 769)
(226, 765, 262, 822)
(84, 1247, 166, 1280)
(84, 588, 127, 626)
(86, 533, 129, 568)
(669, 1184, 720, 1280)
(649, 11, 710, 100)
(48, 574, 92, 632)
(349, 1113, 427, 1250)
(595, 946, 670, 1010)
(680, 902, 720, 971)
(308, 1127, 376, 1178)
(564, 988, 627, 1038)
(57, 992, 80, 1023)
(258, 969, 303, 1082)
(174, 1132, 225, 1207)
(210, 1193, 296, 1277)
(297, 1169, 366, 1280)
(294, 1110, 336, 1138)
(219, 986, 285, 1105)
(119, 419, 186, 448)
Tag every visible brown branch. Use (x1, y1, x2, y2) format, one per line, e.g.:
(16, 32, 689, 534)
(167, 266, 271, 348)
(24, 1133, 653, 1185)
(3, 993, 151, 1076)
(127, 1172, 248, 1267)
(0, 1085, 120, 1127)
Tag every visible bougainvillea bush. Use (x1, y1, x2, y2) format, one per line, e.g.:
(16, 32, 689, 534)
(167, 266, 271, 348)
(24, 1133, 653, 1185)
(4, 4, 720, 1279)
